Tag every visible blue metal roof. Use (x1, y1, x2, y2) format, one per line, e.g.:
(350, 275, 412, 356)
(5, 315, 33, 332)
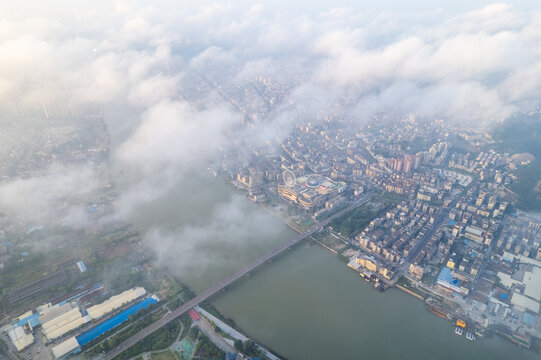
(437, 267, 453, 283)
(77, 261, 87, 273)
(76, 297, 157, 346)
(522, 312, 535, 326)
(16, 313, 40, 328)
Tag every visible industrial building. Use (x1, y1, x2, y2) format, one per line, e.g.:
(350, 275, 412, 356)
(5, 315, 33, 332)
(51, 336, 81, 359)
(7, 325, 34, 352)
(13, 311, 40, 328)
(86, 287, 147, 320)
(511, 293, 540, 314)
(436, 267, 469, 297)
(41, 305, 90, 341)
(50, 295, 158, 359)
(76, 261, 87, 273)
(39, 302, 76, 324)
(496, 255, 541, 316)
(6, 286, 149, 357)
(6, 311, 40, 351)
(77, 296, 158, 346)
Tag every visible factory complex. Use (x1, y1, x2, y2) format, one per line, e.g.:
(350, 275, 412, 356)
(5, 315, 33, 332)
(3, 286, 157, 359)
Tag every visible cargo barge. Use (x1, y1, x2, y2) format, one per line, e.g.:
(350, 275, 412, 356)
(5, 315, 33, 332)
(427, 306, 450, 320)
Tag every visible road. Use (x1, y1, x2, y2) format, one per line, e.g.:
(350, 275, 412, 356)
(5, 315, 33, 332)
(0, 348, 15, 360)
(467, 239, 496, 304)
(101, 195, 371, 359)
(195, 306, 280, 360)
(406, 207, 450, 263)
(405, 189, 465, 265)
(195, 313, 237, 354)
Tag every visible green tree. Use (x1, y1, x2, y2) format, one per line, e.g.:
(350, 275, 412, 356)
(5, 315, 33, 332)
(234, 339, 244, 351)
(243, 340, 259, 356)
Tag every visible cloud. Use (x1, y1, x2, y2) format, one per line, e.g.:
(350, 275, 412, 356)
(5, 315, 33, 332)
(114, 99, 236, 216)
(190, 46, 236, 69)
(0, 164, 100, 227)
(2, 2, 539, 125)
(306, 4, 541, 124)
(2, 1, 541, 277)
(145, 193, 284, 282)
(185, 2, 234, 24)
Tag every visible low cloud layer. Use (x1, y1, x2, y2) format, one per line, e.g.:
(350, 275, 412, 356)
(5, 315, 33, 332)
(1, 1, 541, 278)
(145, 194, 286, 287)
(114, 99, 236, 215)
(0, 164, 100, 227)
(1, 2, 540, 123)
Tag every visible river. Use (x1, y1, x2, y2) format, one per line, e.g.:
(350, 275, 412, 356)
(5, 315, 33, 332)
(210, 245, 538, 360)
(118, 173, 537, 360)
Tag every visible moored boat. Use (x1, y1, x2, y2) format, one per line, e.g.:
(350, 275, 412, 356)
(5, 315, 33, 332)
(427, 306, 448, 319)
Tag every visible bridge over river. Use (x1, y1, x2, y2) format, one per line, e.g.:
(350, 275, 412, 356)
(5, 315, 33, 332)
(102, 194, 371, 359)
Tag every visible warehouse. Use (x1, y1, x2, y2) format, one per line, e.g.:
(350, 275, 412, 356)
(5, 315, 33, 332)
(86, 287, 146, 320)
(76, 296, 158, 346)
(39, 302, 75, 324)
(41, 307, 90, 341)
(51, 336, 81, 359)
(523, 266, 541, 302)
(511, 293, 540, 314)
(7, 325, 34, 351)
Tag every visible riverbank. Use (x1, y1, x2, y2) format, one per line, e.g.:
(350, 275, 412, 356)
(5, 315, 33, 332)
(211, 244, 538, 360)
(198, 302, 290, 360)
(195, 306, 281, 360)
(252, 195, 541, 358)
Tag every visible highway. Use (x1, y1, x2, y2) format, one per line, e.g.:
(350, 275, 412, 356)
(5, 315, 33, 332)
(102, 195, 371, 359)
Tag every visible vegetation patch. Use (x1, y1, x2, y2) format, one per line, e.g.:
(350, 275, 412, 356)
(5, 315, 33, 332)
(329, 203, 381, 238)
(489, 113, 541, 211)
(151, 349, 178, 360)
(193, 333, 225, 359)
(112, 318, 182, 360)
(234, 339, 263, 357)
(84, 307, 167, 354)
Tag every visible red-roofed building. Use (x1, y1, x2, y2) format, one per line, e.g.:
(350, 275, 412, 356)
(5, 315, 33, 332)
(188, 309, 200, 321)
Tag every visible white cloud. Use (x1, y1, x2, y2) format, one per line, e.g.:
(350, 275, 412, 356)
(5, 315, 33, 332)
(115, 99, 235, 215)
(1, 0, 541, 274)
(146, 193, 284, 278)
(0, 164, 100, 227)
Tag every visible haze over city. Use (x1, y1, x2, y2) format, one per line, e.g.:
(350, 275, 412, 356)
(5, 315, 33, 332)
(0, 1, 541, 360)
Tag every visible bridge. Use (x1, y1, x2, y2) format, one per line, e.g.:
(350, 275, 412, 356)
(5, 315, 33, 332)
(102, 194, 370, 359)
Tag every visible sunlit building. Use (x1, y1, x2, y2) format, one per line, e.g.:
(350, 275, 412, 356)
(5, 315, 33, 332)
(278, 174, 346, 210)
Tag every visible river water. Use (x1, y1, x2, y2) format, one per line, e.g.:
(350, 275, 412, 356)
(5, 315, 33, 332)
(119, 174, 537, 360)
(211, 245, 538, 360)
